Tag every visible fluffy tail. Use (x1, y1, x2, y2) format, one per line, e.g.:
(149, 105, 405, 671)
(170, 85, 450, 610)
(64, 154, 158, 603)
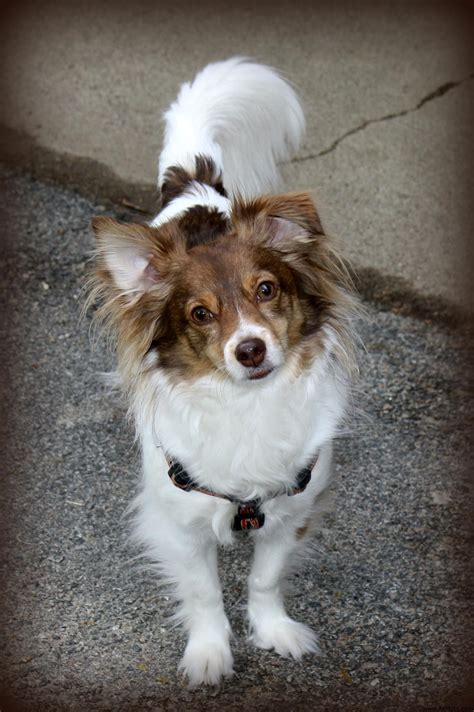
(158, 57, 305, 200)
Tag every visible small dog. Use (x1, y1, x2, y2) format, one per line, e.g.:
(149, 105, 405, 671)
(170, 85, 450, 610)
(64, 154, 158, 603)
(90, 58, 358, 686)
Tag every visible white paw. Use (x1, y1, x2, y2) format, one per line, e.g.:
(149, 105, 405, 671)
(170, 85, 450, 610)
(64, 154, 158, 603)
(179, 635, 234, 687)
(250, 616, 319, 659)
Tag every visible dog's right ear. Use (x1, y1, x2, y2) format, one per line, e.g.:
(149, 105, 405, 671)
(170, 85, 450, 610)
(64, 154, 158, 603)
(91, 217, 168, 295)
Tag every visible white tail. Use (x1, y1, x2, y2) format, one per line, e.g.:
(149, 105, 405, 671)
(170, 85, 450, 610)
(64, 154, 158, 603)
(158, 57, 305, 200)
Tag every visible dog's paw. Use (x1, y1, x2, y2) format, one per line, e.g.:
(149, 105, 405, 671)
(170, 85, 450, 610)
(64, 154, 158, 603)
(250, 616, 319, 659)
(179, 635, 234, 687)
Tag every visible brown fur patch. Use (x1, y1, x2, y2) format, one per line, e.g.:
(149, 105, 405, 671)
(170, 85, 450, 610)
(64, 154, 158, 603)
(178, 205, 230, 249)
(88, 191, 358, 389)
(295, 523, 309, 540)
(161, 154, 227, 208)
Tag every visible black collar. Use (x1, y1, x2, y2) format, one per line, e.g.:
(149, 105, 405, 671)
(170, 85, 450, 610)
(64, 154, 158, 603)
(164, 452, 317, 532)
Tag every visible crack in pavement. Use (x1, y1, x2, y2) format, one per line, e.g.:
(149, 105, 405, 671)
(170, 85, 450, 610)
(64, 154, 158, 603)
(292, 72, 474, 163)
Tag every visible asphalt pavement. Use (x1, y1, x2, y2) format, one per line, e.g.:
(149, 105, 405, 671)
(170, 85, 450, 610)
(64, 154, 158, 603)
(0, 166, 472, 710)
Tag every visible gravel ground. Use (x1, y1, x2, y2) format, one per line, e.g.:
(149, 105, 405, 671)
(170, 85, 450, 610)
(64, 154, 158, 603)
(0, 166, 472, 711)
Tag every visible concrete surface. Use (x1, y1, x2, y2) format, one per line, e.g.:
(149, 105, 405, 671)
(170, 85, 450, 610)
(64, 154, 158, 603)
(0, 168, 472, 710)
(1, 1, 473, 309)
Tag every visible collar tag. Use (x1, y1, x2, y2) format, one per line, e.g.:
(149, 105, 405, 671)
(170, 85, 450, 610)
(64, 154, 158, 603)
(232, 502, 265, 531)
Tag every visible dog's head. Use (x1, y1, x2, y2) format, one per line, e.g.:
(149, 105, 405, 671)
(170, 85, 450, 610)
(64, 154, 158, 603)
(90, 193, 355, 386)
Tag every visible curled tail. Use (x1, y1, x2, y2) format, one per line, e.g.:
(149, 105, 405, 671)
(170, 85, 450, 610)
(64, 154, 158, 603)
(157, 57, 305, 203)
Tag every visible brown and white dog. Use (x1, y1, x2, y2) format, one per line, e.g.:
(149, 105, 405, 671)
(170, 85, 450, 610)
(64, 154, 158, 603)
(89, 58, 358, 686)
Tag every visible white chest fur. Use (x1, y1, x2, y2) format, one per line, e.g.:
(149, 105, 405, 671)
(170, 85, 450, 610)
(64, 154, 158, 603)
(135, 353, 347, 503)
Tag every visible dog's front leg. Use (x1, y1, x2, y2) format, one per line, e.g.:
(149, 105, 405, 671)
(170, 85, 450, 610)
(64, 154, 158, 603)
(161, 526, 234, 686)
(247, 525, 319, 659)
(138, 439, 234, 685)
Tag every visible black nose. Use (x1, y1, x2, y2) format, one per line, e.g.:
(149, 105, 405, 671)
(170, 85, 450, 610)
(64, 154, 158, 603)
(235, 338, 266, 368)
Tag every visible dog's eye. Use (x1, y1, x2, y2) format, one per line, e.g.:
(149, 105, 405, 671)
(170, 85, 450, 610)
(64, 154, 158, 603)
(256, 281, 276, 302)
(191, 306, 213, 324)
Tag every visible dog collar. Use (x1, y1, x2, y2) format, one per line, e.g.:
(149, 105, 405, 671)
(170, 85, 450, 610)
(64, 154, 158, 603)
(163, 452, 317, 531)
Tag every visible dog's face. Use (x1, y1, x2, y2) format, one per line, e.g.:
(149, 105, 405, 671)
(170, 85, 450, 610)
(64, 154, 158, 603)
(91, 193, 350, 385)
(156, 237, 304, 383)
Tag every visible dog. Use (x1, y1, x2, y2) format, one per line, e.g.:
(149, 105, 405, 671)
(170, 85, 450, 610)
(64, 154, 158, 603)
(89, 57, 358, 686)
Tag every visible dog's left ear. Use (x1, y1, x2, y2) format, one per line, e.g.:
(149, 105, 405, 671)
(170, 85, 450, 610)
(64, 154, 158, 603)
(264, 192, 323, 239)
(235, 191, 323, 249)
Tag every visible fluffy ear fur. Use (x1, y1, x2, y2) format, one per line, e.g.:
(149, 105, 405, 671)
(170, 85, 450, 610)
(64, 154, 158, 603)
(233, 191, 323, 243)
(263, 191, 323, 237)
(88, 217, 185, 384)
(91, 217, 163, 295)
(233, 192, 333, 283)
